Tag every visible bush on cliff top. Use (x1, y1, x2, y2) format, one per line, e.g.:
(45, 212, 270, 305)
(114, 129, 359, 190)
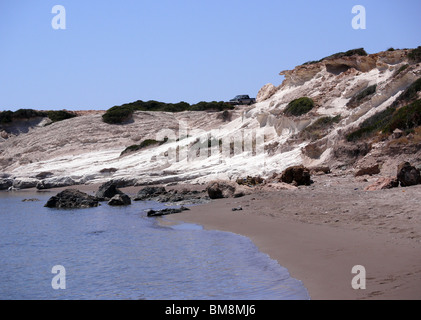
(102, 100, 234, 124)
(0, 109, 47, 124)
(302, 48, 368, 65)
(46, 110, 77, 123)
(284, 97, 314, 116)
(408, 46, 421, 63)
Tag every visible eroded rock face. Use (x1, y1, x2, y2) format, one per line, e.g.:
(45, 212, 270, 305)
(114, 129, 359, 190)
(355, 164, 380, 177)
(397, 162, 421, 187)
(256, 83, 278, 102)
(45, 189, 99, 209)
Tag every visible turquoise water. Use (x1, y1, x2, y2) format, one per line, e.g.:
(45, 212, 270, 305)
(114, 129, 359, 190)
(0, 191, 309, 300)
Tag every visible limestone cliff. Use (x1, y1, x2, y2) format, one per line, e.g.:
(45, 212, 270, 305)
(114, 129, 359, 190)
(1, 48, 421, 188)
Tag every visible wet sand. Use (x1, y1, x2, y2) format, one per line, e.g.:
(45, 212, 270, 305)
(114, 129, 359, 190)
(165, 175, 421, 300)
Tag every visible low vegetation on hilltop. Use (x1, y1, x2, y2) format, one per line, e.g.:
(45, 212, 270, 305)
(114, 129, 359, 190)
(302, 48, 368, 65)
(0, 109, 76, 125)
(102, 100, 234, 124)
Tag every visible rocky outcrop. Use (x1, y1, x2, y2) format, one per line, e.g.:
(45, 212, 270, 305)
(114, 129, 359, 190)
(355, 164, 380, 177)
(279, 166, 312, 186)
(134, 186, 166, 201)
(256, 83, 278, 102)
(108, 194, 131, 206)
(0, 178, 13, 190)
(364, 177, 399, 191)
(397, 162, 421, 187)
(12, 179, 38, 190)
(146, 206, 190, 217)
(45, 189, 99, 209)
(36, 177, 76, 190)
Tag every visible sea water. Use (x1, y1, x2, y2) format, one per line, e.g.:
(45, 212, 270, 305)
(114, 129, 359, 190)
(0, 191, 309, 300)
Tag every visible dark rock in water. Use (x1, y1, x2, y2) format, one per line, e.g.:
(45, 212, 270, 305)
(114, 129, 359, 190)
(22, 198, 40, 202)
(0, 178, 13, 190)
(134, 186, 166, 201)
(280, 165, 312, 186)
(108, 194, 132, 206)
(45, 189, 99, 209)
(147, 206, 190, 217)
(96, 181, 124, 201)
(397, 162, 421, 187)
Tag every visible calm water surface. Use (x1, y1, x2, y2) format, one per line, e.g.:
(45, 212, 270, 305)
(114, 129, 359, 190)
(0, 191, 309, 300)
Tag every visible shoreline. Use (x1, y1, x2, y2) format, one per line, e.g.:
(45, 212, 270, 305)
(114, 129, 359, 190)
(4, 175, 421, 300)
(164, 176, 421, 300)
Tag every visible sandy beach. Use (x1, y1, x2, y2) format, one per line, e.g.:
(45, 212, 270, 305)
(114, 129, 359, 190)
(159, 174, 421, 300)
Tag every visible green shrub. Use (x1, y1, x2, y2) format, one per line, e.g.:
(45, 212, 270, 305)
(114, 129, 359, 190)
(347, 84, 377, 108)
(0, 111, 14, 124)
(13, 109, 47, 119)
(301, 115, 341, 140)
(0, 109, 47, 124)
(408, 46, 421, 63)
(102, 106, 134, 124)
(190, 101, 233, 111)
(46, 110, 76, 123)
(392, 77, 421, 107)
(102, 99, 233, 124)
(346, 99, 421, 141)
(284, 97, 314, 116)
(382, 99, 421, 134)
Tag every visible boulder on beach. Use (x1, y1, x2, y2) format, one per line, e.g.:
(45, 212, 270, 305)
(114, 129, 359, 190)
(134, 186, 166, 201)
(108, 194, 132, 206)
(45, 189, 99, 209)
(96, 181, 124, 201)
(280, 165, 312, 186)
(397, 162, 421, 187)
(206, 180, 251, 199)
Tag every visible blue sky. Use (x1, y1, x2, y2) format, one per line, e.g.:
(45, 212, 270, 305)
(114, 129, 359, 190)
(0, 0, 420, 111)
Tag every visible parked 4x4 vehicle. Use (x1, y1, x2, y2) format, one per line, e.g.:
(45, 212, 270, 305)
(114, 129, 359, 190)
(227, 95, 256, 105)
